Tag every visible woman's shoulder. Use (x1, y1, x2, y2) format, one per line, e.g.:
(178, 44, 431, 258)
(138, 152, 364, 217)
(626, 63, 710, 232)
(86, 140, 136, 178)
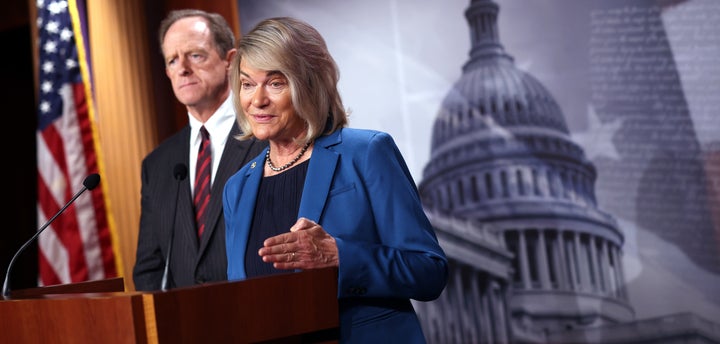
(335, 127, 391, 142)
(318, 128, 397, 157)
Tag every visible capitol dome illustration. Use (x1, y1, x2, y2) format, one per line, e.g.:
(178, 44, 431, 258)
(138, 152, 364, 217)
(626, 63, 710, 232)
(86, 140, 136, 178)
(415, 0, 634, 342)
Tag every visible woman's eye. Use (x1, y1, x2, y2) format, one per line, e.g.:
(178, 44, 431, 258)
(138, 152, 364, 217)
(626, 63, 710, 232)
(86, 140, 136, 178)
(270, 80, 285, 88)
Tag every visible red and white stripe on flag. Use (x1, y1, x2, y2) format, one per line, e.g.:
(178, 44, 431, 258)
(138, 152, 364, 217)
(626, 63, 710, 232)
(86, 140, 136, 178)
(36, 0, 117, 286)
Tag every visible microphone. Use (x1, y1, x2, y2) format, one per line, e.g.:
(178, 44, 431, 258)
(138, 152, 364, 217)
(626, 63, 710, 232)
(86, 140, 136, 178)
(2, 173, 101, 299)
(161, 163, 188, 291)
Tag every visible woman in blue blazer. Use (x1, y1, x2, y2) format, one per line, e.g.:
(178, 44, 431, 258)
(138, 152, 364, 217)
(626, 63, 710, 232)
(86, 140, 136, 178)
(223, 17, 448, 343)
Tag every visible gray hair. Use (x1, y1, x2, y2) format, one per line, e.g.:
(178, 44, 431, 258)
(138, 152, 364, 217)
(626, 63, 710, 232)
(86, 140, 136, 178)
(158, 9, 235, 57)
(230, 17, 348, 143)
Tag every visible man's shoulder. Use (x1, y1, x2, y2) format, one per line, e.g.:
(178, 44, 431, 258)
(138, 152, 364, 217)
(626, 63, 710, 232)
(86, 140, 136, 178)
(227, 136, 268, 156)
(142, 127, 190, 163)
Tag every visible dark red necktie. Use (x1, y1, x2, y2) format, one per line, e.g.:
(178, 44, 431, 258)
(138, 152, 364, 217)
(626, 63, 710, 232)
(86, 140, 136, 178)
(194, 126, 212, 238)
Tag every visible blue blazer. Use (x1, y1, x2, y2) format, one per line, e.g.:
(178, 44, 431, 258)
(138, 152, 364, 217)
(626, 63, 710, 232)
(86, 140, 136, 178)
(224, 128, 448, 343)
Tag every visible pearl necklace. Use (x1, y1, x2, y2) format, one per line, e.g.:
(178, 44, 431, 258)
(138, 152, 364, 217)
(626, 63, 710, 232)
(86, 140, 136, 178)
(266, 141, 311, 172)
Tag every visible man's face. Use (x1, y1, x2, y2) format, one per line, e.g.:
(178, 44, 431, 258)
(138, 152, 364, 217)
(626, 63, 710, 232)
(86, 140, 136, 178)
(162, 17, 233, 115)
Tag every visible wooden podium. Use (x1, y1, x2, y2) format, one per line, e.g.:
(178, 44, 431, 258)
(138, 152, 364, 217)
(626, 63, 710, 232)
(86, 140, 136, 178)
(0, 268, 339, 343)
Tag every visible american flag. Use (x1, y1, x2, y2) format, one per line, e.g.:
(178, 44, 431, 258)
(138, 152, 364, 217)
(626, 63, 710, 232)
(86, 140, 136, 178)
(36, 0, 117, 286)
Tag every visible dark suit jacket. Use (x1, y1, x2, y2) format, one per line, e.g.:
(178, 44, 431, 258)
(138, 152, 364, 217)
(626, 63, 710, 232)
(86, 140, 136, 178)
(133, 123, 266, 291)
(224, 128, 448, 343)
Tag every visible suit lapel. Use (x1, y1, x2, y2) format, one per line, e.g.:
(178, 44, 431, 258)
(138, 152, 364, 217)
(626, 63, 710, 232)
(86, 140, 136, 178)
(298, 131, 342, 222)
(177, 177, 197, 249)
(199, 124, 258, 252)
(171, 127, 200, 253)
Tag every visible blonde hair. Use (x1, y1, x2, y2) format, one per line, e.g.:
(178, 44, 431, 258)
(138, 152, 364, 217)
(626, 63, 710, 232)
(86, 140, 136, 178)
(230, 17, 348, 143)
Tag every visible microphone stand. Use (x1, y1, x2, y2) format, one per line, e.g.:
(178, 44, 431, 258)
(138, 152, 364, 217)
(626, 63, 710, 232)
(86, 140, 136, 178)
(3, 174, 100, 299)
(161, 164, 187, 291)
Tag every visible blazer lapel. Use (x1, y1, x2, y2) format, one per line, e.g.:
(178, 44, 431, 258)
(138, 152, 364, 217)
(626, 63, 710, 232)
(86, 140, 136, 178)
(229, 152, 266, 279)
(238, 154, 265, 233)
(298, 131, 342, 222)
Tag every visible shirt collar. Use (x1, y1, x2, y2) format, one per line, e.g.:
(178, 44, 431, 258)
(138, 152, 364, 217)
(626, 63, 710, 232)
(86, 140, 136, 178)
(188, 95, 236, 144)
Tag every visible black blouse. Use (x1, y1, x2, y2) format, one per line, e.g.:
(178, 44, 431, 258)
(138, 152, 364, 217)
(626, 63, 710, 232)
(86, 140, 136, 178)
(244, 160, 309, 278)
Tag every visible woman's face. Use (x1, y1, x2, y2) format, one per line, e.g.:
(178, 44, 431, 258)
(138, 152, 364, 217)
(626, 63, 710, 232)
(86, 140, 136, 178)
(237, 60, 305, 143)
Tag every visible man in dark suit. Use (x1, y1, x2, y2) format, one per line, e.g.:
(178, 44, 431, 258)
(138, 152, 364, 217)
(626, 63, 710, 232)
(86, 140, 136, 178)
(133, 9, 265, 291)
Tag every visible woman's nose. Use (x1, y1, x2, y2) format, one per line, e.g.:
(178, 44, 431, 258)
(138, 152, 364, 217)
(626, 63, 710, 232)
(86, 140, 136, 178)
(252, 88, 268, 107)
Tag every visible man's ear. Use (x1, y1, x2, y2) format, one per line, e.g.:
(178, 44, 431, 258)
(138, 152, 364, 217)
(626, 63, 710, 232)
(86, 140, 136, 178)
(225, 48, 237, 69)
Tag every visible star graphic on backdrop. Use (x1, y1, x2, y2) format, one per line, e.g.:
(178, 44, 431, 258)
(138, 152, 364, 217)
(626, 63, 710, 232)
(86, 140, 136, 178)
(571, 104, 623, 161)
